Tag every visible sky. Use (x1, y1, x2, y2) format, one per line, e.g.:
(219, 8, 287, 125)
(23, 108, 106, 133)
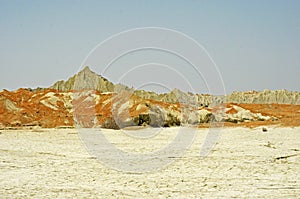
(1, 0, 299, 94)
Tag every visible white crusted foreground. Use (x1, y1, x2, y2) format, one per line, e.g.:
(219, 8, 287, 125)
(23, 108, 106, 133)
(0, 127, 299, 198)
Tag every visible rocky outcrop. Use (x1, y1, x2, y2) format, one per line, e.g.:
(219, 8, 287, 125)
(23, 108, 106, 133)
(0, 87, 279, 129)
(0, 89, 74, 128)
(224, 104, 274, 123)
(1, 67, 298, 129)
(0, 95, 21, 112)
(51, 67, 299, 106)
(226, 90, 300, 104)
(134, 89, 300, 106)
(51, 66, 129, 93)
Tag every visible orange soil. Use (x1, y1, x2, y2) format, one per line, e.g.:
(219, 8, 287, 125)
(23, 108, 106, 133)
(237, 103, 300, 127)
(0, 89, 299, 128)
(199, 103, 300, 128)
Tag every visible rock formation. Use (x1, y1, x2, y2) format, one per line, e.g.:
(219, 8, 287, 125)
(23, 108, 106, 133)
(51, 66, 300, 106)
(226, 90, 300, 104)
(0, 66, 299, 129)
(51, 66, 127, 92)
(0, 88, 278, 129)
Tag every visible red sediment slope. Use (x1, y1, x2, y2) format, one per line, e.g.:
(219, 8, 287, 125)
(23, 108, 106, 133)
(0, 88, 299, 129)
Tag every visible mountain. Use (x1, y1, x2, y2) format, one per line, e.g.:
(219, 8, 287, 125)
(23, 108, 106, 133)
(0, 66, 299, 129)
(51, 66, 130, 92)
(51, 67, 300, 105)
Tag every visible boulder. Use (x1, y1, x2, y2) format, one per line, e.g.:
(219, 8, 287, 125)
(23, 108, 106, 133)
(101, 117, 120, 130)
(133, 114, 150, 126)
(149, 106, 166, 127)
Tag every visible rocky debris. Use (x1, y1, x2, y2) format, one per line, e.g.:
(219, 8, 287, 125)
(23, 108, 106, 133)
(263, 141, 276, 148)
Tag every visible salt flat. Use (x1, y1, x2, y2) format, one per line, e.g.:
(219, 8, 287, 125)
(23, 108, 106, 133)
(0, 127, 299, 198)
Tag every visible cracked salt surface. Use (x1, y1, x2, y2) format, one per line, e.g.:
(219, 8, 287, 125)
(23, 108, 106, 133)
(0, 127, 299, 198)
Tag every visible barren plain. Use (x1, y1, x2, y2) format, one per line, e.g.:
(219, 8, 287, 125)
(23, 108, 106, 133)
(1, 127, 299, 198)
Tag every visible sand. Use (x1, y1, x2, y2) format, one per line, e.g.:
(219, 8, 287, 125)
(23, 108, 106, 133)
(0, 127, 299, 198)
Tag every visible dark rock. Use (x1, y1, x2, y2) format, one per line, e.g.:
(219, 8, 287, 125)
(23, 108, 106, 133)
(101, 118, 120, 130)
(133, 114, 151, 126)
(164, 113, 181, 127)
(201, 112, 213, 123)
(148, 106, 165, 127)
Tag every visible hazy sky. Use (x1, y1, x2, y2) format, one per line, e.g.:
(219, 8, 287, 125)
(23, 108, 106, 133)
(1, 0, 299, 94)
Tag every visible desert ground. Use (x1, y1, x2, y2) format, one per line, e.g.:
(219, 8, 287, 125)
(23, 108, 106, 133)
(1, 127, 299, 198)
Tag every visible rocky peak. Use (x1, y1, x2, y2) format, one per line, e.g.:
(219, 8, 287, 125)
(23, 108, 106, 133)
(78, 66, 104, 81)
(51, 66, 121, 92)
(50, 66, 300, 105)
(82, 66, 92, 73)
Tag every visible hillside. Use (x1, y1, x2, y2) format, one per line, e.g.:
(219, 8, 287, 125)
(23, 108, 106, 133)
(0, 67, 299, 129)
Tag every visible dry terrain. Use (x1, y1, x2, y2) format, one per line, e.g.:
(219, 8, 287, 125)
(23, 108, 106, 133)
(1, 67, 299, 198)
(0, 127, 299, 198)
